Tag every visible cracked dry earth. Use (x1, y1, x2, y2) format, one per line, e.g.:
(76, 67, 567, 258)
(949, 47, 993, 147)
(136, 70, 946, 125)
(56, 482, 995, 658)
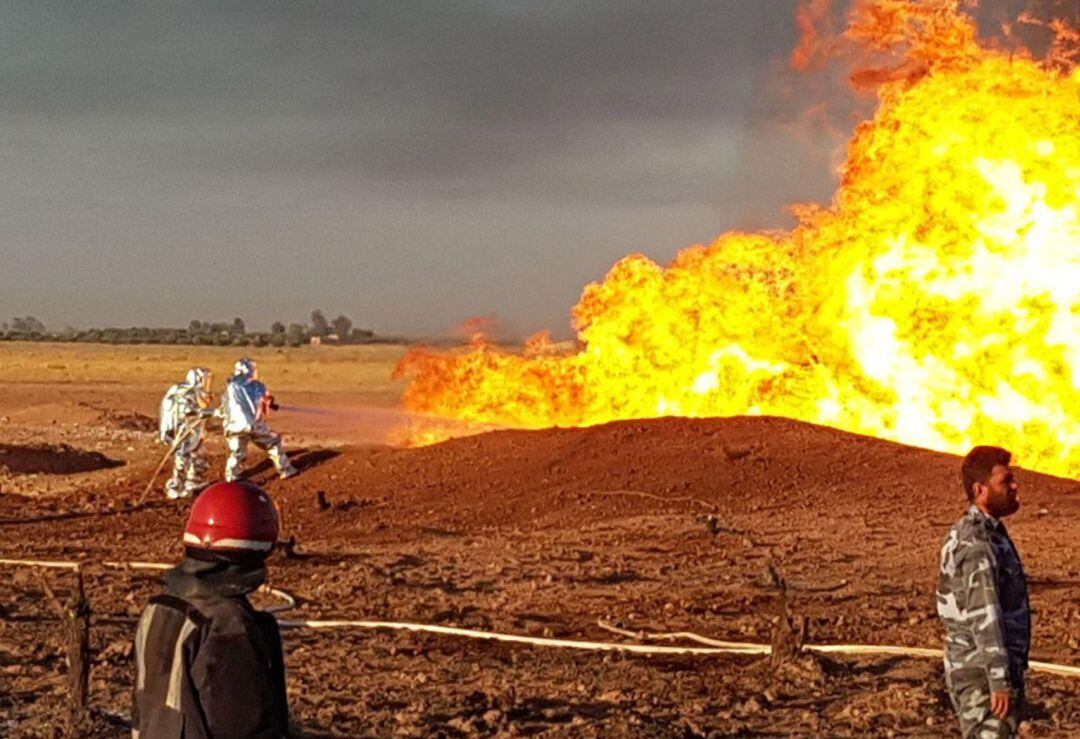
(2, 412, 1080, 737)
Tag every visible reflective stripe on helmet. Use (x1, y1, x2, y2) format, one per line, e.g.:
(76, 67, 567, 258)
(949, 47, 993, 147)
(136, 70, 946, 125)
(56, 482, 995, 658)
(183, 532, 274, 551)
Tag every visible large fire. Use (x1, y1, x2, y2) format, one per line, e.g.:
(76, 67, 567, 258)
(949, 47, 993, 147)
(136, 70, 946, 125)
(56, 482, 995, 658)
(395, 0, 1080, 479)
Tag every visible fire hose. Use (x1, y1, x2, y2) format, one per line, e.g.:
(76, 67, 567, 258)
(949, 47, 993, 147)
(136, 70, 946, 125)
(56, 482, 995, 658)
(2, 557, 1080, 678)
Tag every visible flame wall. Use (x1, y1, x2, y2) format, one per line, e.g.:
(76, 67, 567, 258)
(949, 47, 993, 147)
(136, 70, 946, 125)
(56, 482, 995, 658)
(396, 2, 1079, 478)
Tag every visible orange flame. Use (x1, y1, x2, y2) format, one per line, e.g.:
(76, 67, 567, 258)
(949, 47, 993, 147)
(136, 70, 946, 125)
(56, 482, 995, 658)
(395, 1, 1080, 478)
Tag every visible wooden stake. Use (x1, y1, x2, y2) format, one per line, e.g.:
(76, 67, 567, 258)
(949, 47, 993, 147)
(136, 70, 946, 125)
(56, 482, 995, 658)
(40, 567, 91, 735)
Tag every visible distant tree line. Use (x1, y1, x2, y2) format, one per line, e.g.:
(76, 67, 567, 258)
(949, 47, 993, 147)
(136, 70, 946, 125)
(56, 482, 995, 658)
(0, 310, 383, 347)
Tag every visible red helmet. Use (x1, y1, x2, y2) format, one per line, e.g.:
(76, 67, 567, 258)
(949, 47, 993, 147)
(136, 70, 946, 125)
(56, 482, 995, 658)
(183, 481, 279, 554)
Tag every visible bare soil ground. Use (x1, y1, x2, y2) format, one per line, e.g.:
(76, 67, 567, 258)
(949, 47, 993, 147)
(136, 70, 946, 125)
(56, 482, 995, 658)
(1, 343, 1079, 737)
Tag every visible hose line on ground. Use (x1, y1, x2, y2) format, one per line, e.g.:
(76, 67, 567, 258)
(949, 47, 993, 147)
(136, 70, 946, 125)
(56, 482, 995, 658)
(273, 617, 1080, 678)
(0, 557, 296, 613)
(2, 557, 1078, 678)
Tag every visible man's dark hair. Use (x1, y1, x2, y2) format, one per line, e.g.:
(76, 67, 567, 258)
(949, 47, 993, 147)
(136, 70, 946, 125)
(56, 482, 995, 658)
(961, 446, 1011, 501)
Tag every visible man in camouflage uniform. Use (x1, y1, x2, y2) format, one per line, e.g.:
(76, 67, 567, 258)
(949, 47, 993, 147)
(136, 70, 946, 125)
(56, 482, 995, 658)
(937, 446, 1030, 738)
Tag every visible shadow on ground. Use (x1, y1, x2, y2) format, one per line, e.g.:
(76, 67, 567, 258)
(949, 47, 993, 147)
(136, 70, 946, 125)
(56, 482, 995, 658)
(0, 444, 124, 475)
(245, 448, 342, 481)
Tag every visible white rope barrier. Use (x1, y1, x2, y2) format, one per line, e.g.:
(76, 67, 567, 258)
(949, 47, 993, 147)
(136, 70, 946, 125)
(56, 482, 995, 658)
(597, 619, 770, 650)
(3, 557, 1079, 678)
(0, 557, 297, 613)
(594, 620, 1080, 678)
(275, 618, 760, 655)
(0, 557, 82, 570)
(274, 617, 1080, 677)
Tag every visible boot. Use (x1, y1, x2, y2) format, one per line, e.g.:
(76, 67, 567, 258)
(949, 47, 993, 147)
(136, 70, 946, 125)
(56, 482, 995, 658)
(166, 479, 192, 500)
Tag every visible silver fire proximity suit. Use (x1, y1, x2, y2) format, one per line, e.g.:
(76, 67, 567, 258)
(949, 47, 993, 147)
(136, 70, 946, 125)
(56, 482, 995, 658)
(159, 368, 214, 499)
(219, 358, 297, 481)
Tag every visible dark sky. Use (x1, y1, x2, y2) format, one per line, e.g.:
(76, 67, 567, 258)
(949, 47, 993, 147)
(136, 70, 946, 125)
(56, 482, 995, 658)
(0, 0, 843, 336)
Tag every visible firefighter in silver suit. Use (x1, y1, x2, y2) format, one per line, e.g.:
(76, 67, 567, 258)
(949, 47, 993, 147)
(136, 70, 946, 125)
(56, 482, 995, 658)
(219, 358, 298, 482)
(159, 367, 214, 499)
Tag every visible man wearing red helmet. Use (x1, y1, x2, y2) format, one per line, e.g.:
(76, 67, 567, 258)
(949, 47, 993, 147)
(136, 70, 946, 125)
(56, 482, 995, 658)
(132, 481, 292, 738)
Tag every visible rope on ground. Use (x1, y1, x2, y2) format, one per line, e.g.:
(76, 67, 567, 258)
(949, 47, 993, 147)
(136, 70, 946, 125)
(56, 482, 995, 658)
(597, 619, 769, 651)
(273, 618, 1080, 678)
(275, 618, 747, 655)
(596, 620, 1080, 679)
(3, 557, 1080, 678)
(0, 557, 297, 613)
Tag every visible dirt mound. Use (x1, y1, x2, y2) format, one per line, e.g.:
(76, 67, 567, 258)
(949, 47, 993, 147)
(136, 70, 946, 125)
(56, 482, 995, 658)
(275, 416, 1078, 538)
(0, 443, 125, 475)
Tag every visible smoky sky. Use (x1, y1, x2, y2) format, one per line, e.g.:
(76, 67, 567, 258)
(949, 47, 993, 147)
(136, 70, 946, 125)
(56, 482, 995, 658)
(0, 0, 844, 337)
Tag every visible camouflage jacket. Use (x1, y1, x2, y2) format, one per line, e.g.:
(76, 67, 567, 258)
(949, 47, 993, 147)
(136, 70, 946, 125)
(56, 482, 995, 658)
(937, 505, 1031, 691)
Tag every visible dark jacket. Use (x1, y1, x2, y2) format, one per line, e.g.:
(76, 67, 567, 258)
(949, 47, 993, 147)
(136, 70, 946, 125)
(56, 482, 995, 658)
(132, 556, 290, 738)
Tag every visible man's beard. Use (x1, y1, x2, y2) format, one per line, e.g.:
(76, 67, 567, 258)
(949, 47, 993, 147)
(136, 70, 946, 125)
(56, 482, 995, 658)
(993, 493, 1020, 517)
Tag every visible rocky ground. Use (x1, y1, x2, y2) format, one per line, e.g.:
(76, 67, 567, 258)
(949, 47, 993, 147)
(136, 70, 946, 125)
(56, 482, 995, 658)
(1, 373, 1079, 736)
